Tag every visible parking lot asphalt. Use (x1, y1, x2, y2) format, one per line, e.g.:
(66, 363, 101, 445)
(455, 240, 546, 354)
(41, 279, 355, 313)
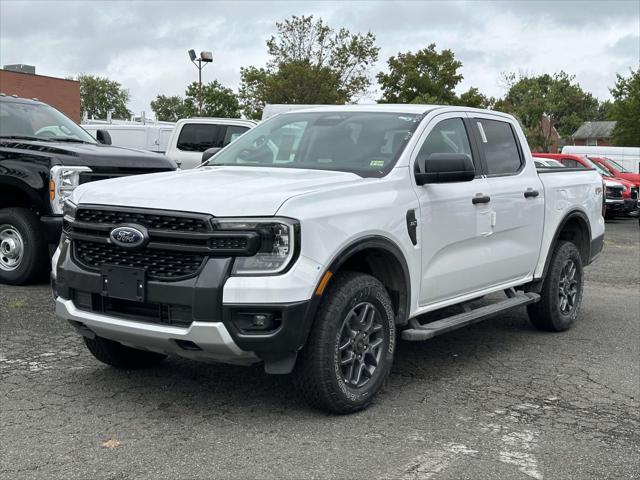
(1, 219, 638, 480)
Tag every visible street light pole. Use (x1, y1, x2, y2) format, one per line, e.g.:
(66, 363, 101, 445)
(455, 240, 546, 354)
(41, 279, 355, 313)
(188, 49, 213, 116)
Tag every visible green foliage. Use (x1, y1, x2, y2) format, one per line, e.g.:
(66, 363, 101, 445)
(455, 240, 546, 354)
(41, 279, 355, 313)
(455, 87, 495, 109)
(185, 81, 240, 118)
(609, 69, 640, 146)
(78, 74, 130, 119)
(377, 44, 463, 104)
(150, 95, 191, 122)
(494, 72, 599, 152)
(151, 81, 240, 121)
(239, 15, 379, 119)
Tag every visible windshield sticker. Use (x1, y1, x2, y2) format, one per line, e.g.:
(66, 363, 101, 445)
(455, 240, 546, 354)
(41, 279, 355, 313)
(369, 160, 385, 167)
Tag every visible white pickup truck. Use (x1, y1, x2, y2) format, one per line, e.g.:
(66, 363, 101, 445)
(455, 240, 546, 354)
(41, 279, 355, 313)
(52, 105, 604, 413)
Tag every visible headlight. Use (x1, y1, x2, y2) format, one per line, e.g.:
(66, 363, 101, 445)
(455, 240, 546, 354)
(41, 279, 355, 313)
(212, 218, 298, 275)
(49, 166, 91, 214)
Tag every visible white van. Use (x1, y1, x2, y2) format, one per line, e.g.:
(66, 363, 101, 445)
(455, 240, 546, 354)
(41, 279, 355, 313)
(82, 123, 175, 154)
(562, 146, 640, 173)
(165, 118, 256, 169)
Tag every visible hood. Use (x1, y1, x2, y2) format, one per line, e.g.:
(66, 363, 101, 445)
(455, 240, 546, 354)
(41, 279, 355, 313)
(0, 139, 176, 170)
(73, 166, 365, 216)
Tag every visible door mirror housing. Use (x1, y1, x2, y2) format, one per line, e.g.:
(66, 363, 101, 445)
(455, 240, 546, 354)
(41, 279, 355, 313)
(415, 153, 476, 185)
(96, 129, 112, 145)
(202, 147, 221, 163)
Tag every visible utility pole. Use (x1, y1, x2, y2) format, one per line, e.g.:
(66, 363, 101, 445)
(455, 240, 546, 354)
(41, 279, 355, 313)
(188, 50, 213, 115)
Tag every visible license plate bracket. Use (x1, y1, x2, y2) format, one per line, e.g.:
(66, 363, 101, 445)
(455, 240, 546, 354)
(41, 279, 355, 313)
(101, 265, 146, 302)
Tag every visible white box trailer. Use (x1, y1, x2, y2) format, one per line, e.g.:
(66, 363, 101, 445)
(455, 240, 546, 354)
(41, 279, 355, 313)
(562, 145, 640, 173)
(82, 123, 175, 154)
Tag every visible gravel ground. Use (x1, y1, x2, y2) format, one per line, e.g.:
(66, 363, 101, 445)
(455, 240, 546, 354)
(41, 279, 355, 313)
(1, 219, 638, 480)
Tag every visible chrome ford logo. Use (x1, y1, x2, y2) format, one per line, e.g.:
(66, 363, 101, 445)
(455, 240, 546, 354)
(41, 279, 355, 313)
(110, 225, 148, 249)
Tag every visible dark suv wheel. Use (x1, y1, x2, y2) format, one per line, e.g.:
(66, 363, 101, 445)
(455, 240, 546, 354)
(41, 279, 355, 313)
(527, 241, 584, 332)
(294, 271, 396, 414)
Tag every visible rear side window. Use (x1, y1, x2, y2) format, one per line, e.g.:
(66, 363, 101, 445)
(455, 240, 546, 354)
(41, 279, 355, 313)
(476, 119, 522, 175)
(176, 124, 220, 152)
(222, 125, 250, 146)
(561, 158, 581, 168)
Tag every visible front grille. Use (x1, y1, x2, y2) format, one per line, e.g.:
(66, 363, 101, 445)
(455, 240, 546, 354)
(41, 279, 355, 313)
(74, 240, 205, 280)
(73, 290, 193, 327)
(606, 186, 623, 199)
(76, 208, 211, 232)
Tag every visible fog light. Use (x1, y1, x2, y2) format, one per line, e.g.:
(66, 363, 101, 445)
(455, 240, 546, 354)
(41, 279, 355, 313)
(231, 311, 281, 333)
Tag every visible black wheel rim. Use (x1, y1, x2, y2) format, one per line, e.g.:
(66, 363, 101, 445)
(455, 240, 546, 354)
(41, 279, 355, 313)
(337, 301, 385, 388)
(558, 259, 579, 315)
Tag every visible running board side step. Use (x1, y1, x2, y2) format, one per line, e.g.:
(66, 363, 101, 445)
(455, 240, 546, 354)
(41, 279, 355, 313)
(401, 291, 540, 341)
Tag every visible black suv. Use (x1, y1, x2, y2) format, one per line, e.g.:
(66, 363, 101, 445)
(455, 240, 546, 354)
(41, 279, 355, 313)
(0, 95, 176, 285)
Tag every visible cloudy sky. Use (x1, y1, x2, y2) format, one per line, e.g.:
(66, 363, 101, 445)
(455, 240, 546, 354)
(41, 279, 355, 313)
(1, 1, 638, 115)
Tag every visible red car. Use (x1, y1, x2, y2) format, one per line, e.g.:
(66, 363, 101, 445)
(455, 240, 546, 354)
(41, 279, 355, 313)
(533, 153, 639, 217)
(589, 156, 640, 187)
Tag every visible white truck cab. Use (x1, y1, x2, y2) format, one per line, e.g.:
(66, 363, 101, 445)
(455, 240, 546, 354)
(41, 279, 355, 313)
(165, 118, 256, 169)
(53, 105, 604, 413)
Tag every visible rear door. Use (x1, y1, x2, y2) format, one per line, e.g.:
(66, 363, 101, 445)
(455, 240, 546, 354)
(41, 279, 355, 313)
(412, 113, 493, 306)
(469, 114, 544, 283)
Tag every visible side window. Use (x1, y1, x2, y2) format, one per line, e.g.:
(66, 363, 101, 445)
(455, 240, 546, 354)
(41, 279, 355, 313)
(222, 125, 250, 146)
(416, 118, 473, 170)
(476, 119, 522, 175)
(176, 124, 220, 152)
(561, 158, 582, 168)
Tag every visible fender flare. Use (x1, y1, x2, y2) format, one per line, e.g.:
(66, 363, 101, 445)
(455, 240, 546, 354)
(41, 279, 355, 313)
(0, 177, 44, 209)
(319, 235, 412, 324)
(538, 209, 592, 280)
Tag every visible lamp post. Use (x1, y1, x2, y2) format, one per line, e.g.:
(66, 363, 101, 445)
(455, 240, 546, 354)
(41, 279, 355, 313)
(188, 49, 213, 115)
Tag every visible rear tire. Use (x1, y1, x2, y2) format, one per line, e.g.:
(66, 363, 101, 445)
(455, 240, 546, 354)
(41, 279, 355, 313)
(0, 207, 47, 285)
(294, 271, 396, 414)
(84, 336, 167, 369)
(527, 241, 584, 332)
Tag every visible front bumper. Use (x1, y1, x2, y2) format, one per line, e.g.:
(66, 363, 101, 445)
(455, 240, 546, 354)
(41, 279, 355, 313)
(53, 238, 319, 371)
(623, 198, 639, 216)
(56, 297, 259, 365)
(605, 199, 625, 216)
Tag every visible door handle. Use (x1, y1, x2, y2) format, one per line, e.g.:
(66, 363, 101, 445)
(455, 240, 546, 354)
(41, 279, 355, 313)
(524, 189, 540, 198)
(472, 195, 491, 205)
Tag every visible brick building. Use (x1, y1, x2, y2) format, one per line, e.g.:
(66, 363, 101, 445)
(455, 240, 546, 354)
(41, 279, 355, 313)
(0, 66, 81, 122)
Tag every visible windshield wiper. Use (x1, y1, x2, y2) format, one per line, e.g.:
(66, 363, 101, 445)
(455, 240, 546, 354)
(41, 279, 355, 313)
(0, 135, 52, 142)
(51, 137, 94, 144)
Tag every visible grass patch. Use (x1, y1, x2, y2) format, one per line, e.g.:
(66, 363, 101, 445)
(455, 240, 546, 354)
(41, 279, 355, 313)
(8, 298, 27, 309)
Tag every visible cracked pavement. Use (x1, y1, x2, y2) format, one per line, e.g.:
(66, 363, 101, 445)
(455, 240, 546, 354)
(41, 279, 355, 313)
(1, 220, 638, 479)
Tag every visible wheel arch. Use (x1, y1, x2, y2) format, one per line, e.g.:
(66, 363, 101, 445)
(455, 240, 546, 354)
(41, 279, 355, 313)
(0, 178, 43, 211)
(539, 209, 592, 281)
(318, 236, 412, 326)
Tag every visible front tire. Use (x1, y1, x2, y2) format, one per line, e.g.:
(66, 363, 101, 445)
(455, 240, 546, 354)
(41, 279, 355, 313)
(294, 272, 396, 414)
(84, 336, 167, 369)
(0, 207, 48, 285)
(527, 241, 584, 332)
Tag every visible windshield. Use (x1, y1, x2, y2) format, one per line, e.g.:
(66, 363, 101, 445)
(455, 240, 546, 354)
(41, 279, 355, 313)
(206, 111, 423, 177)
(584, 157, 612, 176)
(0, 101, 96, 143)
(603, 157, 630, 173)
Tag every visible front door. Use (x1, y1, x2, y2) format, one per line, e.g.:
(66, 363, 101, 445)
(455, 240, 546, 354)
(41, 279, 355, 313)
(412, 113, 493, 306)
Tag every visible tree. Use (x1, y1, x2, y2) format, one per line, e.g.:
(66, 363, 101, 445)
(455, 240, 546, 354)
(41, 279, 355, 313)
(151, 81, 240, 121)
(78, 74, 130, 119)
(239, 15, 379, 119)
(608, 69, 640, 146)
(455, 87, 495, 109)
(185, 81, 240, 118)
(494, 72, 599, 152)
(377, 44, 463, 104)
(150, 95, 191, 122)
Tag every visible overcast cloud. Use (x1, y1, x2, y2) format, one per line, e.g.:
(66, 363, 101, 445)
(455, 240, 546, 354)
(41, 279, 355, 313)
(1, 0, 638, 116)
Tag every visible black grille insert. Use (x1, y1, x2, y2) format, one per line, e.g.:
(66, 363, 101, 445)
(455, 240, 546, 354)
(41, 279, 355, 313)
(76, 209, 211, 232)
(74, 240, 205, 280)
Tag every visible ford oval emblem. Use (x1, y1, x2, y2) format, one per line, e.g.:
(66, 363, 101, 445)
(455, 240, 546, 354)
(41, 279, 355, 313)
(110, 225, 148, 249)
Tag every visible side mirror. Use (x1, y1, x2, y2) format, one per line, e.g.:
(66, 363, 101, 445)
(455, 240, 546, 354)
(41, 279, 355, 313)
(415, 153, 476, 185)
(96, 129, 112, 145)
(202, 147, 221, 163)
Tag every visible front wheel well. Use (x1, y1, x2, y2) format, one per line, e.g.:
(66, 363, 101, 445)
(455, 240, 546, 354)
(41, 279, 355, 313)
(0, 184, 40, 211)
(334, 247, 409, 325)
